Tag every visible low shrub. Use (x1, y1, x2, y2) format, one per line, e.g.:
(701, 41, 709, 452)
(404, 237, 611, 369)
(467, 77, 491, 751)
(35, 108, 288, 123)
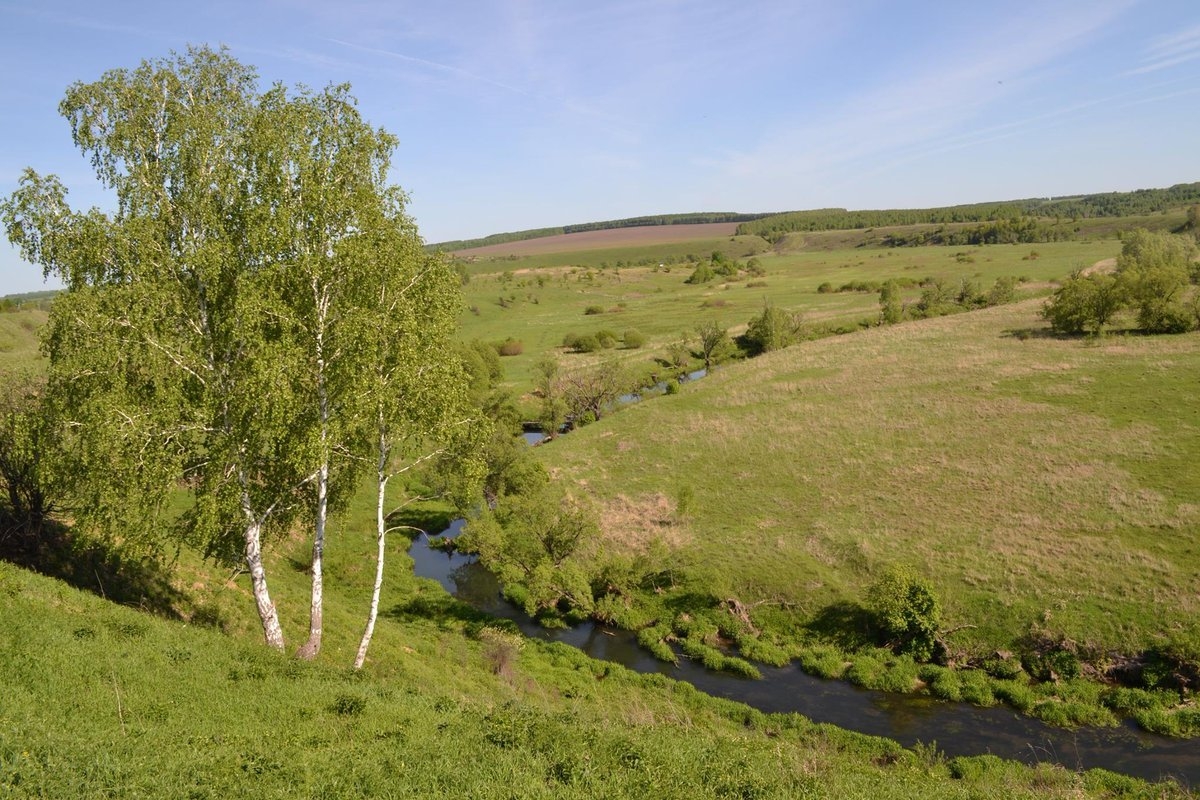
(622, 329, 645, 349)
(584, 305, 604, 315)
(495, 337, 523, 356)
(796, 645, 847, 679)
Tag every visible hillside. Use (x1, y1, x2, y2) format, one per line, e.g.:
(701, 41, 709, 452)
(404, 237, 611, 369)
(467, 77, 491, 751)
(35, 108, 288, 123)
(7, 531, 1194, 798)
(533, 297, 1200, 687)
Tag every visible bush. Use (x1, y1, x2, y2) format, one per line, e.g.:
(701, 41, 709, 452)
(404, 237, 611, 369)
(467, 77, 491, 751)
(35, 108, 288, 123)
(986, 275, 1018, 306)
(622, 329, 645, 349)
(595, 330, 619, 349)
(584, 305, 604, 315)
(1042, 272, 1121, 335)
(685, 264, 715, 284)
(742, 302, 802, 355)
(566, 334, 601, 353)
(816, 282, 834, 294)
(867, 564, 941, 661)
(495, 337, 523, 356)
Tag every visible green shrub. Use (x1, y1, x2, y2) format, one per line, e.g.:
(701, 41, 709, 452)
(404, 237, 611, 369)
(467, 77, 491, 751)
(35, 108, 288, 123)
(685, 264, 715, 284)
(994, 681, 1036, 712)
(867, 564, 941, 661)
(584, 304, 604, 315)
(958, 670, 997, 706)
(595, 330, 619, 349)
(923, 666, 962, 701)
(816, 282, 834, 294)
(329, 693, 367, 716)
(1022, 648, 1079, 682)
(622, 329, 646, 349)
(796, 645, 847, 679)
(742, 302, 802, 355)
(948, 754, 1007, 781)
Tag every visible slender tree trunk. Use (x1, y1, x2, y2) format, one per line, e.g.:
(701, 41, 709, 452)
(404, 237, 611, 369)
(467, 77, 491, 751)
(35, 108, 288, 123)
(243, 515, 285, 651)
(299, 321, 329, 661)
(297, 460, 327, 660)
(354, 426, 390, 670)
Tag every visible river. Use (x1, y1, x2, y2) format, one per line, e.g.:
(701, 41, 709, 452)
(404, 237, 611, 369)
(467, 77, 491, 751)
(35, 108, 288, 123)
(408, 521, 1199, 786)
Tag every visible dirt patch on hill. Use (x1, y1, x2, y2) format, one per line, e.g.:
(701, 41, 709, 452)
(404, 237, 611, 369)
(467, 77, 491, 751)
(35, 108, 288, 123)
(1081, 257, 1116, 275)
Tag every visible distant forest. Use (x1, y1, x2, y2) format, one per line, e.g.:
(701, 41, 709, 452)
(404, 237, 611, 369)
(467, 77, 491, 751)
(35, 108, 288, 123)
(735, 182, 1200, 243)
(428, 182, 1200, 252)
(430, 212, 770, 252)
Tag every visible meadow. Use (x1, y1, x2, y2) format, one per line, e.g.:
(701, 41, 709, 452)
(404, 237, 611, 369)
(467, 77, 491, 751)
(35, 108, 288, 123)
(459, 239, 1118, 399)
(3, 216, 1199, 795)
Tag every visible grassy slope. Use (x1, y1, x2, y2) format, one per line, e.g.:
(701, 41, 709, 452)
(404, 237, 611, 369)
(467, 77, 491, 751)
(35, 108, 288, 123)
(534, 298, 1200, 656)
(6, 531, 1179, 797)
(0, 310, 46, 374)
(462, 240, 1116, 402)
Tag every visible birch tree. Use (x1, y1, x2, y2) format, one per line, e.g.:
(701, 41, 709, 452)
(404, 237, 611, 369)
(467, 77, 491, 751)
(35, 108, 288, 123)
(352, 235, 483, 668)
(2, 47, 474, 653)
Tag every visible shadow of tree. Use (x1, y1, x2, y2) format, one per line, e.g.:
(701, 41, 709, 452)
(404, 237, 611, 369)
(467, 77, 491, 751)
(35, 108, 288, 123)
(805, 601, 877, 651)
(1, 517, 186, 618)
(386, 590, 495, 629)
(1001, 326, 1066, 341)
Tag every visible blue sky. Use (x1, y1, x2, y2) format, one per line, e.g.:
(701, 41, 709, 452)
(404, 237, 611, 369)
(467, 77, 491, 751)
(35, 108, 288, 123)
(2, 0, 1199, 294)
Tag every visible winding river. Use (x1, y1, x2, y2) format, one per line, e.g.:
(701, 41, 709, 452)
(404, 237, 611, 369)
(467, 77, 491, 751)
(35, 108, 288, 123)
(409, 521, 1200, 786)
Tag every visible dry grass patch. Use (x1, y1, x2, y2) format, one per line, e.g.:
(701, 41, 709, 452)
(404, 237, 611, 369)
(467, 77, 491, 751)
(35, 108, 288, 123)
(597, 492, 690, 553)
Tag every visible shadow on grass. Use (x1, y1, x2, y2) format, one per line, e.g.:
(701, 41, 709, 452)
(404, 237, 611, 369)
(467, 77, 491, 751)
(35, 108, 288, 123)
(1, 517, 186, 618)
(386, 590, 496, 629)
(805, 601, 876, 652)
(1000, 326, 1062, 341)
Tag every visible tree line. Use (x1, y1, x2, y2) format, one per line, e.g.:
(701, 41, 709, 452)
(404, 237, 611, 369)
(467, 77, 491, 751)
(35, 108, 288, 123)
(736, 183, 1200, 243)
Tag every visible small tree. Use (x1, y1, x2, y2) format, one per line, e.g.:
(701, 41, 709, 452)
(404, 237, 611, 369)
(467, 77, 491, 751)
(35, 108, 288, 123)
(1042, 271, 1122, 335)
(868, 564, 941, 661)
(879, 280, 903, 324)
(460, 480, 599, 616)
(0, 376, 58, 558)
(743, 301, 802, 355)
(1115, 229, 1196, 333)
(533, 355, 567, 439)
(694, 320, 735, 371)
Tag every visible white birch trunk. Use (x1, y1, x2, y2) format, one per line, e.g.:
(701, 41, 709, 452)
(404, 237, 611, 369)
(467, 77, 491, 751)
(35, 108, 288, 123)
(354, 425, 389, 670)
(243, 515, 285, 650)
(299, 311, 329, 660)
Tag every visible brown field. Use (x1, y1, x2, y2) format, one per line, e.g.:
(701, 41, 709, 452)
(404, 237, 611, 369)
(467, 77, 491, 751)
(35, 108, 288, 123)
(452, 222, 740, 257)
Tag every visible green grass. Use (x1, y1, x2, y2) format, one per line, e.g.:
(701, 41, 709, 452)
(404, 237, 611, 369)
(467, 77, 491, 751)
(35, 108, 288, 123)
(533, 298, 1200, 663)
(460, 240, 1117, 402)
(0, 310, 47, 374)
(8, 524, 1183, 797)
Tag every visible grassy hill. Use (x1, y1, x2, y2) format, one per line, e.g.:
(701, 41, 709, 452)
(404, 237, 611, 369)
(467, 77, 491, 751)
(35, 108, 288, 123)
(535, 297, 1200, 648)
(1, 526, 1186, 798)
(3, 209, 1199, 795)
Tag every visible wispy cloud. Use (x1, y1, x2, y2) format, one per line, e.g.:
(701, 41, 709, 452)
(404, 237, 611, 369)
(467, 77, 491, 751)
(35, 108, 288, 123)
(706, 0, 1135, 192)
(326, 38, 532, 96)
(1125, 23, 1200, 75)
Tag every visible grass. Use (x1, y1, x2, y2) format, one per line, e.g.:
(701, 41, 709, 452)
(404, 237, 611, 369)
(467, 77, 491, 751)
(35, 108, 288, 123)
(7, 519, 1185, 797)
(460, 239, 1117, 402)
(0, 310, 46, 374)
(533, 299, 1200, 664)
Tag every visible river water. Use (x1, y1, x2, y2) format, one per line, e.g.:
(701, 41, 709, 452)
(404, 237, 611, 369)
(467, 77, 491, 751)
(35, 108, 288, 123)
(409, 521, 1199, 786)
